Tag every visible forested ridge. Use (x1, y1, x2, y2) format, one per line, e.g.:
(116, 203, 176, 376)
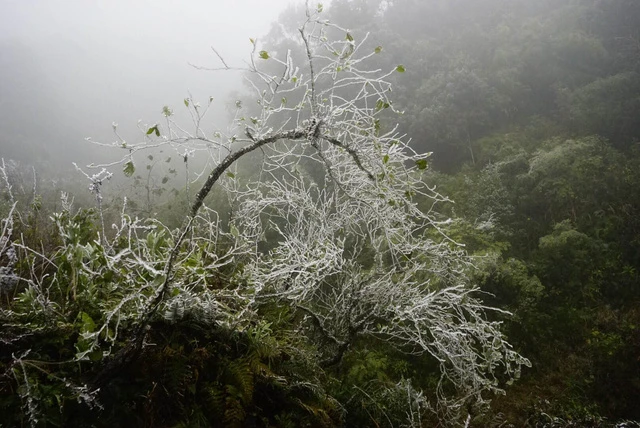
(362, 0, 640, 422)
(1, 0, 640, 426)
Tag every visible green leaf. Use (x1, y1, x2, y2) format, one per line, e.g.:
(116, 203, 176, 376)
(259, 50, 270, 60)
(123, 161, 135, 177)
(383, 154, 389, 164)
(317, 3, 323, 13)
(415, 159, 428, 170)
(249, 38, 255, 45)
(79, 312, 96, 333)
(147, 155, 153, 161)
(184, 98, 189, 107)
(376, 99, 390, 111)
(346, 32, 354, 42)
(146, 125, 160, 136)
(161, 176, 169, 184)
(226, 172, 235, 178)
(162, 105, 172, 117)
(396, 65, 406, 73)
(375, 46, 383, 54)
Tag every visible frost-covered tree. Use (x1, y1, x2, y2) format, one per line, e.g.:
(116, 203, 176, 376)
(1, 4, 528, 426)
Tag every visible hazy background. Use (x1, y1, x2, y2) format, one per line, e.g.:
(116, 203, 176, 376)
(0, 0, 300, 170)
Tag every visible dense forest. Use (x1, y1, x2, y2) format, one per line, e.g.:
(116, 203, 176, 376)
(1, 0, 640, 426)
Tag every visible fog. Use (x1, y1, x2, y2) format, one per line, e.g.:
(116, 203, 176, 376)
(0, 0, 299, 170)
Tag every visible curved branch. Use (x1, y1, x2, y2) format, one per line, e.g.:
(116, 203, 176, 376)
(323, 136, 375, 181)
(190, 128, 306, 217)
(138, 128, 308, 332)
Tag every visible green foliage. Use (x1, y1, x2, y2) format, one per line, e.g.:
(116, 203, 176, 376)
(123, 160, 135, 177)
(0, 202, 344, 427)
(563, 72, 640, 146)
(146, 124, 160, 136)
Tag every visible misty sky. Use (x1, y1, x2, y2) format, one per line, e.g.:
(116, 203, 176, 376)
(0, 0, 302, 166)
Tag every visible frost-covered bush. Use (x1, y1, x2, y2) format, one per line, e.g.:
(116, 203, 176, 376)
(0, 5, 528, 426)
